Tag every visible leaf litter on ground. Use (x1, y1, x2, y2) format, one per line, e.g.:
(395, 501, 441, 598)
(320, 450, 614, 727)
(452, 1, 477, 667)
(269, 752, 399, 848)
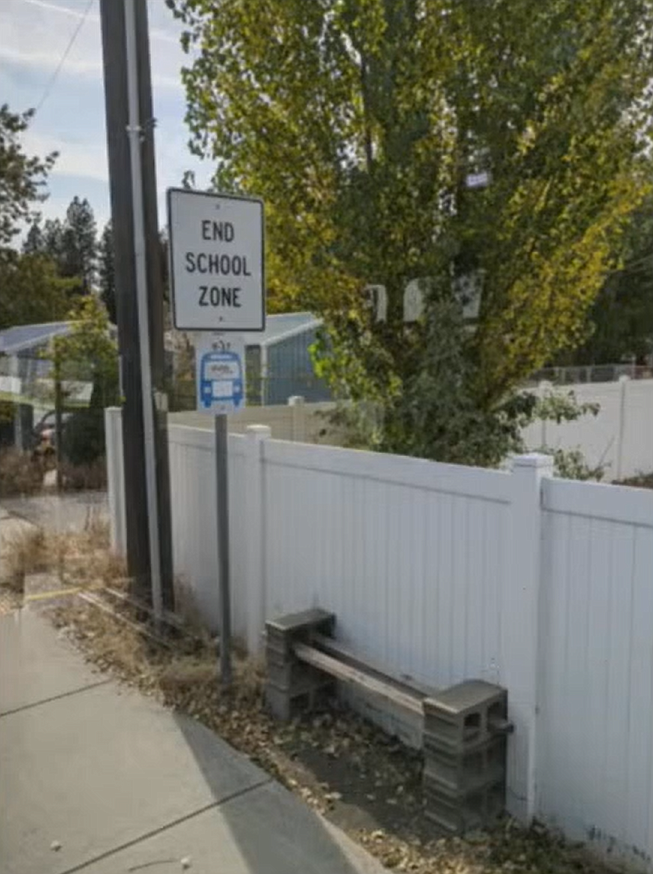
(25, 527, 616, 874)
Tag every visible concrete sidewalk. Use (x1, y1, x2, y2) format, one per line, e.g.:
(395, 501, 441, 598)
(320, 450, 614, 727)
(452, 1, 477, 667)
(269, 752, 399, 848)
(0, 490, 108, 534)
(0, 609, 384, 874)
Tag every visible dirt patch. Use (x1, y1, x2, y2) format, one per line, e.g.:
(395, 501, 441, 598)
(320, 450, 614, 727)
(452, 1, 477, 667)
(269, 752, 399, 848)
(27, 530, 614, 874)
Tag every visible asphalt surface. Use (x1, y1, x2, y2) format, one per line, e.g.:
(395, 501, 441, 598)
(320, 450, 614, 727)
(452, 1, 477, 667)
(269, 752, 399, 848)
(0, 607, 384, 874)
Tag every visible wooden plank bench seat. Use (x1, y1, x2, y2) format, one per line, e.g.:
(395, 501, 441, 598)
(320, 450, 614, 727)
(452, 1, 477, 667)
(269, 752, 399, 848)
(264, 609, 512, 834)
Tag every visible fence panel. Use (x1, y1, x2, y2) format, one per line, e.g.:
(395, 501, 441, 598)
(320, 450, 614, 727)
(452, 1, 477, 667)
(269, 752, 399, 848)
(106, 412, 653, 868)
(167, 425, 248, 636)
(539, 478, 653, 869)
(261, 440, 514, 740)
(621, 379, 653, 480)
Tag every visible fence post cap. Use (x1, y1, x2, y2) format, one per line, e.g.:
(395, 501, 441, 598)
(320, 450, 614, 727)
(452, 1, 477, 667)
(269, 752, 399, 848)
(512, 452, 554, 471)
(245, 424, 272, 441)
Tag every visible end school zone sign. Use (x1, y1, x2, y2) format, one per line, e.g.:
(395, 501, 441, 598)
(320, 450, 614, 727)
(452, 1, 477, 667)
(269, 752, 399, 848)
(167, 189, 265, 332)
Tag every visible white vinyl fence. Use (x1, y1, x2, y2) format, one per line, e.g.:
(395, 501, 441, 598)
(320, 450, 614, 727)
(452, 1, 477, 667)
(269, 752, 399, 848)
(106, 408, 653, 871)
(168, 377, 653, 481)
(522, 376, 653, 480)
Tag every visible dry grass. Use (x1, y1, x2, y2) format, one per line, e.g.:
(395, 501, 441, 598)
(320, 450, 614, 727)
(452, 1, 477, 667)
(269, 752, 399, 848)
(1, 527, 49, 592)
(0, 449, 44, 498)
(1, 517, 123, 598)
(49, 594, 612, 874)
(59, 458, 107, 492)
(30, 527, 616, 874)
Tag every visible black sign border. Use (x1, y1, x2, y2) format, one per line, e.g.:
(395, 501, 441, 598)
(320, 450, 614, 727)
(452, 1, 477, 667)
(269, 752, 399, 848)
(167, 187, 266, 333)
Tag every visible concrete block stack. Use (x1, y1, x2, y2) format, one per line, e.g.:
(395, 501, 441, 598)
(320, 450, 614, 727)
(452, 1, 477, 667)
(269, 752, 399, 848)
(422, 680, 509, 833)
(264, 608, 336, 720)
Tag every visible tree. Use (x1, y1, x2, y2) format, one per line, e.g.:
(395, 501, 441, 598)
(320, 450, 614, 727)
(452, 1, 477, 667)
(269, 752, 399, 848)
(558, 195, 653, 365)
(48, 294, 119, 465)
(0, 103, 68, 332)
(22, 219, 44, 254)
(52, 294, 118, 409)
(59, 196, 97, 291)
(42, 217, 63, 263)
(0, 104, 56, 251)
(98, 221, 116, 323)
(0, 253, 73, 330)
(173, 0, 653, 460)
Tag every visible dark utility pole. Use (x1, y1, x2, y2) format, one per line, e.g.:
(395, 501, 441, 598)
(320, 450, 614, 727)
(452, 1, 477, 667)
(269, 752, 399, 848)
(99, 0, 175, 611)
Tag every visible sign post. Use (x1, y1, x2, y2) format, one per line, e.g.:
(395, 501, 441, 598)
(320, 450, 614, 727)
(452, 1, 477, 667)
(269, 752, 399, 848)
(168, 188, 265, 687)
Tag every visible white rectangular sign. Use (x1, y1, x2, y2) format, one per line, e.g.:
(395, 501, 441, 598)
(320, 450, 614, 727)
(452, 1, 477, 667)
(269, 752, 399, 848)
(167, 189, 265, 332)
(195, 333, 246, 414)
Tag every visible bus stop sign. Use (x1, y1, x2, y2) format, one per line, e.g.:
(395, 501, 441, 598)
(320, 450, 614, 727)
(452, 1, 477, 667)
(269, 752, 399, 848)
(195, 333, 246, 415)
(167, 188, 265, 332)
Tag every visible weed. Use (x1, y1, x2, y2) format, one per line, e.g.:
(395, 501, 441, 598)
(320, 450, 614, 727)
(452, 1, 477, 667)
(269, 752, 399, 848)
(1, 527, 48, 592)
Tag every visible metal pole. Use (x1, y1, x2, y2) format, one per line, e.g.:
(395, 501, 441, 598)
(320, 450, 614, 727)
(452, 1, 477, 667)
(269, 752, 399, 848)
(133, 0, 175, 612)
(54, 348, 63, 492)
(124, 0, 163, 623)
(99, 0, 150, 599)
(215, 413, 232, 686)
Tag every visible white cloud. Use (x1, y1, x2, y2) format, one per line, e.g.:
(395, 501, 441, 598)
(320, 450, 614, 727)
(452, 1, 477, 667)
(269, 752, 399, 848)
(1, 0, 186, 91)
(22, 131, 109, 182)
(0, 44, 101, 76)
(20, 0, 180, 44)
(4, 0, 209, 234)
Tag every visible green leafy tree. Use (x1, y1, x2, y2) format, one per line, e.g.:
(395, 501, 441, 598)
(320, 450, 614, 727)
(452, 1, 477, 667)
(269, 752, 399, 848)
(0, 104, 56, 251)
(45, 295, 118, 465)
(0, 253, 73, 330)
(173, 0, 653, 461)
(338, 298, 603, 476)
(98, 221, 116, 323)
(52, 294, 118, 410)
(559, 194, 653, 365)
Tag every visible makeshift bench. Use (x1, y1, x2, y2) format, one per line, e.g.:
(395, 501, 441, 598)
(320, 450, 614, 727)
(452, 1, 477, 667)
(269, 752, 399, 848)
(265, 608, 512, 834)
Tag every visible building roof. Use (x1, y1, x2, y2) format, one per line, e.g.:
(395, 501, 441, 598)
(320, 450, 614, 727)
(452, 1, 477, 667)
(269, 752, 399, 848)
(241, 312, 322, 348)
(0, 322, 72, 355)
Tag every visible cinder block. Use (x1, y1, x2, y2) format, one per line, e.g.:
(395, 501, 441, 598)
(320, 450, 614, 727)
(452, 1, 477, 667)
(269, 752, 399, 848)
(422, 680, 509, 834)
(265, 608, 335, 642)
(264, 674, 336, 721)
(423, 778, 505, 834)
(423, 680, 507, 751)
(266, 659, 325, 693)
(265, 610, 337, 721)
(423, 736, 506, 794)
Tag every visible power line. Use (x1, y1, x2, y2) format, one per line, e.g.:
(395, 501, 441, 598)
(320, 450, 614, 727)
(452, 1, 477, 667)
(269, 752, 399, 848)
(34, 0, 95, 114)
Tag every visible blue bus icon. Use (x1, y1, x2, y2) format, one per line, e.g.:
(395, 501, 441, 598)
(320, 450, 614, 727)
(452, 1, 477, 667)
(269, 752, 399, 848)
(199, 350, 244, 409)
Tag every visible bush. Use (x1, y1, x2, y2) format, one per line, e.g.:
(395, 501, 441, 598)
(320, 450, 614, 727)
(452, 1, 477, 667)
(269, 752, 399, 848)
(61, 408, 105, 466)
(60, 458, 107, 491)
(0, 448, 43, 497)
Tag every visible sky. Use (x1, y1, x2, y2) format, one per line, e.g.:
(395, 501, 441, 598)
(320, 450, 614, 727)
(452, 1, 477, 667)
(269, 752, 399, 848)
(1, 0, 213, 233)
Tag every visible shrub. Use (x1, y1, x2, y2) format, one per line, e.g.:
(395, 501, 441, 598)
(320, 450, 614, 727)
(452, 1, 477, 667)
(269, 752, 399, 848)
(0, 448, 43, 497)
(61, 408, 105, 466)
(60, 457, 107, 491)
